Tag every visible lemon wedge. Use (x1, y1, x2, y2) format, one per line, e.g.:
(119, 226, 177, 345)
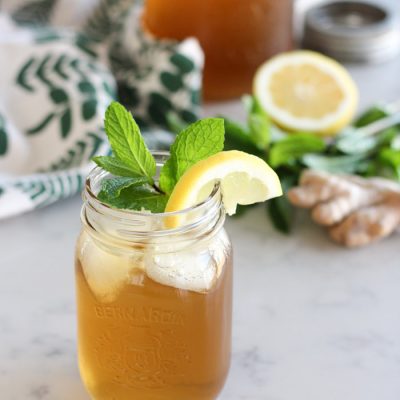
(254, 50, 358, 136)
(165, 150, 282, 219)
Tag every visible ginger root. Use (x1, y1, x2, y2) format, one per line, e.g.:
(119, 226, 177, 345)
(288, 170, 400, 247)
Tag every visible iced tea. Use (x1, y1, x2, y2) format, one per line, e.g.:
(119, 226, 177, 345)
(75, 163, 233, 400)
(75, 249, 232, 400)
(143, 0, 293, 100)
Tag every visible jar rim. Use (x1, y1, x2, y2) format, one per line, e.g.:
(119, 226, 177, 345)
(81, 151, 225, 245)
(85, 160, 221, 219)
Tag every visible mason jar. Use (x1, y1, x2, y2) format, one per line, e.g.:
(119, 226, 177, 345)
(75, 152, 233, 400)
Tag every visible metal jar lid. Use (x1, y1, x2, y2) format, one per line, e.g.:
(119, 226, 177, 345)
(303, 1, 400, 63)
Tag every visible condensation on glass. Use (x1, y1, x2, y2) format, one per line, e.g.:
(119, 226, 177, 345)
(75, 153, 233, 400)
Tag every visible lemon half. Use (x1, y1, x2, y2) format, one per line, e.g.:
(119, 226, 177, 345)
(254, 50, 358, 136)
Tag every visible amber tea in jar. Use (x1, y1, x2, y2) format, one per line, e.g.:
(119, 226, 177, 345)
(75, 153, 233, 400)
(143, 0, 293, 100)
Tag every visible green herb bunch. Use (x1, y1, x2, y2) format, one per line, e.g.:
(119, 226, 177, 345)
(93, 102, 224, 213)
(169, 97, 400, 233)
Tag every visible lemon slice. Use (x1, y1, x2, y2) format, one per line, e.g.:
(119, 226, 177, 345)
(254, 50, 358, 136)
(165, 150, 282, 219)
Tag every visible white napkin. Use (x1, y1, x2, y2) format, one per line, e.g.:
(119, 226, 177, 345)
(0, 0, 203, 219)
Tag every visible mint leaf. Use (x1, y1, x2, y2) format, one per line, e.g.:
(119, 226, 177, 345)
(98, 185, 168, 213)
(166, 111, 188, 135)
(269, 133, 326, 168)
(223, 118, 262, 155)
(159, 118, 225, 194)
(249, 113, 270, 150)
(267, 176, 296, 234)
(354, 106, 388, 128)
(100, 176, 150, 199)
(379, 148, 400, 179)
(159, 162, 176, 196)
(244, 96, 270, 150)
(92, 155, 141, 177)
(302, 153, 367, 174)
(105, 102, 156, 180)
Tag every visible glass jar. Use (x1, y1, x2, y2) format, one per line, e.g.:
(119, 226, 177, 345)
(142, 0, 293, 100)
(75, 153, 233, 400)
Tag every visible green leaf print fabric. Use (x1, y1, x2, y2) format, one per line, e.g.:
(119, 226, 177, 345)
(0, 0, 203, 218)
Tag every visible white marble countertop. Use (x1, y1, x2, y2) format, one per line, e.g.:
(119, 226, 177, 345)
(2, 12, 400, 400)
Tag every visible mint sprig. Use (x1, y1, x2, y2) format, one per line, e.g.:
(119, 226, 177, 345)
(92, 102, 225, 213)
(220, 96, 400, 235)
(99, 176, 150, 199)
(98, 185, 168, 213)
(92, 155, 145, 177)
(104, 102, 156, 181)
(243, 95, 270, 150)
(159, 118, 224, 194)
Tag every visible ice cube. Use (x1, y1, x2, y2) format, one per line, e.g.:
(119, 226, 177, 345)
(145, 251, 217, 292)
(145, 231, 228, 293)
(78, 231, 143, 302)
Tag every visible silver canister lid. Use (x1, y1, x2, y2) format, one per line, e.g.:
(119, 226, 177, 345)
(303, 1, 400, 63)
